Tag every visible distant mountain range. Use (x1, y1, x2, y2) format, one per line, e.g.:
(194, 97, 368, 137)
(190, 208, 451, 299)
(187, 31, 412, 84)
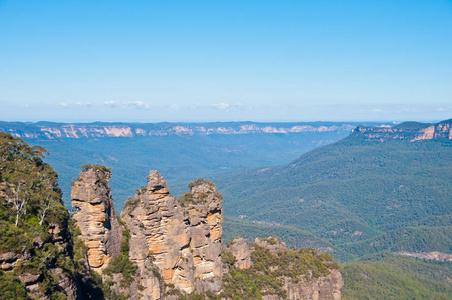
(353, 119, 452, 141)
(217, 118, 452, 261)
(0, 121, 363, 139)
(0, 121, 382, 208)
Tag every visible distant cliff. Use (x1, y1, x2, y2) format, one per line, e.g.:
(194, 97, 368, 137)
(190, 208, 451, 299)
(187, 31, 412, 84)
(352, 119, 452, 141)
(0, 121, 358, 139)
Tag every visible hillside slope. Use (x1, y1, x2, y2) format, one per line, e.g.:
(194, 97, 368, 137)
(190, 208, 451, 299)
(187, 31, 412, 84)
(341, 252, 452, 299)
(217, 119, 452, 261)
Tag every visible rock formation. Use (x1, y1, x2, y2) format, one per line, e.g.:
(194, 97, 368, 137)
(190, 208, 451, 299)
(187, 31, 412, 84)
(224, 237, 343, 300)
(352, 119, 452, 142)
(0, 121, 356, 139)
(68, 166, 343, 299)
(255, 238, 343, 300)
(228, 237, 252, 269)
(278, 270, 343, 300)
(183, 178, 223, 293)
(120, 172, 223, 297)
(71, 164, 122, 273)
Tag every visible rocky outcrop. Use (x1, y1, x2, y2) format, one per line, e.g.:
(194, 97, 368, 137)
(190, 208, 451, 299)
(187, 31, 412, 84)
(279, 269, 343, 300)
(121, 172, 223, 298)
(228, 238, 252, 269)
(398, 251, 452, 262)
(120, 170, 188, 299)
(224, 237, 343, 300)
(254, 237, 288, 255)
(352, 119, 452, 142)
(183, 178, 223, 293)
(71, 165, 122, 273)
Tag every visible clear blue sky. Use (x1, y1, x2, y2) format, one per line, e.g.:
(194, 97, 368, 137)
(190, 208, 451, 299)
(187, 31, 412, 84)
(1, 0, 451, 122)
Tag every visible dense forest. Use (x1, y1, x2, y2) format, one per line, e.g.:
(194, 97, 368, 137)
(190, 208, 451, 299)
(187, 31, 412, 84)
(218, 121, 452, 261)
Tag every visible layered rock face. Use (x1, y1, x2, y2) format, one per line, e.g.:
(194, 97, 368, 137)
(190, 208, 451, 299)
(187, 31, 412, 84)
(228, 237, 252, 269)
(184, 178, 223, 293)
(226, 237, 343, 300)
(71, 165, 122, 273)
(255, 238, 343, 300)
(120, 171, 189, 298)
(121, 172, 223, 297)
(279, 270, 343, 300)
(353, 119, 452, 142)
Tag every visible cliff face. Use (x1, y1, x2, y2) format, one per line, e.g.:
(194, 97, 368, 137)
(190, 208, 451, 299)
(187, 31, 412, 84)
(183, 178, 223, 293)
(120, 170, 189, 298)
(71, 165, 122, 273)
(0, 121, 357, 139)
(255, 238, 343, 300)
(0, 132, 102, 299)
(120, 172, 223, 297)
(224, 237, 343, 300)
(352, 119, 452, 142)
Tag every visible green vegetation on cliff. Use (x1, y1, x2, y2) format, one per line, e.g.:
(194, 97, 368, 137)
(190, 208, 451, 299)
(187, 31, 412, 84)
(341, 252, 452, 300)
(0, 133, 76, 298)
(220, 240, 339, 300)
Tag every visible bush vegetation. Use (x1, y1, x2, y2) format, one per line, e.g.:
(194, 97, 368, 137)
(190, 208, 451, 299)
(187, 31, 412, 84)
(341, 252, 452, 299)
(0, 133, 76, 298)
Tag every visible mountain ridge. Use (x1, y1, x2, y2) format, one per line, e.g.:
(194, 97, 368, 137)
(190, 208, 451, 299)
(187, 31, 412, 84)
(351, 118, 452, 142)
(0, 121, 381, 140)
(217, 118, 452, 261)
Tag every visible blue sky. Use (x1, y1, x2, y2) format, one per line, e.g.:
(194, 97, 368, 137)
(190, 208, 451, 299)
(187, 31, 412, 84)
(0, 0, 451, 122)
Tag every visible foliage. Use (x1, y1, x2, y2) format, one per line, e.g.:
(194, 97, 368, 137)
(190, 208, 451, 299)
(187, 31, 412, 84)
(341, 252, 452, 299)
(219, 137, 452, 261)
(103, 218, 137, 290)
(0, 133, 64, 228)
(219, 243, 339, 299)
(0, 133, 80, 298)
(178, 178, 222, 206)
(0, 270, 29, 299)
(80, 163, 111, 172)
(188, 177, 214, 189)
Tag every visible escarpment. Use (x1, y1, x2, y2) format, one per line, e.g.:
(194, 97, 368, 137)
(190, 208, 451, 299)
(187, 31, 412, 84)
(352, 118, 452, 142)
(71, 164, 122, 272)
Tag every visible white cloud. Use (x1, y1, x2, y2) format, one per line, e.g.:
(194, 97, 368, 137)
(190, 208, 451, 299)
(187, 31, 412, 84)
(104, 101, 116, 107)
(75, 102, 92, 107)
(211, 102, 230, 110)
(124, 101, 150, 109)
(170, 105, 180, 111)
(372, 108, 383, 112)
(210, 102, 243, 110)
(59, 102, 69, 108)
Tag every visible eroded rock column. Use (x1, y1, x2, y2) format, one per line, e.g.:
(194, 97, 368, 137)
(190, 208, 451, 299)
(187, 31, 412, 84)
(183, 179, 223, 293)
(121, 171, 192, 296)
(71, 165, 122, 273)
